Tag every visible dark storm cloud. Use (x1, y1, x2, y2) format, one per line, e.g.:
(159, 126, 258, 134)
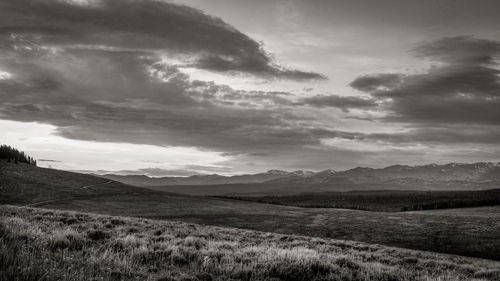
(0, 0, 325, 80)
(337, 126, 500, 145)
(298, 95, 378, 112)
(412, 36, 500, 65)
(349, 74, 403, 93)
(351, 36, 500, 126)
(347, 36, 500, 148)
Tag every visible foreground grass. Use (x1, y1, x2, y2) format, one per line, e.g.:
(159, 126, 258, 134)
(1, 206, 500, 281)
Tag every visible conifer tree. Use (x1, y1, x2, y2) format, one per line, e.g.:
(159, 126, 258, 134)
(0, 145, 37, 166)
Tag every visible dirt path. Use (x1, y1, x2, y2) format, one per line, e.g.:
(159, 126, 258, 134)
(27, 180, 114, 207)
(82, 180, 113, 191)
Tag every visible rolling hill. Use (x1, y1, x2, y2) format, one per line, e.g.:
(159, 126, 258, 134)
(0, 160, 142, 205)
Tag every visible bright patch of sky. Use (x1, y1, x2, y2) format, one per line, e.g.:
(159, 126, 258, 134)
(0, 120, 232, 174)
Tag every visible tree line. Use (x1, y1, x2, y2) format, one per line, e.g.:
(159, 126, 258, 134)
(0, 145, 37, 166)
(216, 189, 500, 212)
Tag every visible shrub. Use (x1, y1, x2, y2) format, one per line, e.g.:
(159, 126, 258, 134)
(195, 273, 213, 281)
(157, 276, 176, 281)
(109, 218, 122, 224)
(118, 235, 148, 249)
(401, 257, 418, 265)
(261, 259, 336, 281)
(59, 217, 78, 225)
(334, 257, 362, 270)
(0, 222, 8, 238)
(474, 269, 500, 280)
(171, 246, 198, 266)
(182, 236, 207, 250)
(127, 227, 139, 234)
(65, 230, 86, 250)
(47, 233, 70, 251)
(47, 228, 85, 251)
(87, 230, 110, 241)
(132, 249, 173, 267)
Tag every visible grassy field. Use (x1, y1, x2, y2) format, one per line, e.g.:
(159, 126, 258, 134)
(33, 192, 500, 261)
(3, 161, 500, 262)
(215, 189, 500, 212)
(2, 205, 500, 281)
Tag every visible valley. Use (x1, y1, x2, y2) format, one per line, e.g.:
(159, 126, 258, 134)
(2, 157, 500, 280)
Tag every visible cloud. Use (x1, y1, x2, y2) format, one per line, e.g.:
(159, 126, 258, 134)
(349, 74, 403, 92)
(329, 126, 500, 145)
(0, 40, 334, 156)
(0, 6, 333, 159)
(351, 36, 500, 126)
(37, 159, 61, 162)
(298, 95, 378, 112)
(2, 1, 498, 172)
(0, 0, 325, 80)
(412, 36, 500, 65)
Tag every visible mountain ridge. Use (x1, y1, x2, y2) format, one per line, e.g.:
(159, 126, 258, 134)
(98, 162, 500, 188)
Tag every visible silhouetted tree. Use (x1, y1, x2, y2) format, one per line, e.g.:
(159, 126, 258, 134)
(0, 145, 37, 166)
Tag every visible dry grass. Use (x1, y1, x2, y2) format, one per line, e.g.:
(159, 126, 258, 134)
(1, 205, 499, 281)
(41, 192, 500, 260)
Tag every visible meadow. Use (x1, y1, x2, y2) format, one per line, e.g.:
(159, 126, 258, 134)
(2, 205, 500, 281)
(37, 192, 500, 261)
(2, 160, 500, 264)
(215, 189, 500, 212)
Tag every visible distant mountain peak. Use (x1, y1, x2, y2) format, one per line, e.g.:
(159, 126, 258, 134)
(291, 170, 315, 177)
(315, 169, 337, 175)
(266, 169, 289, 175)
(97, 161, 500, 188)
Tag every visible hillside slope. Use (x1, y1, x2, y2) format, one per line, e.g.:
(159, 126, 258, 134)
(0, 160, 142, 204)
(2, 205, 499, 281)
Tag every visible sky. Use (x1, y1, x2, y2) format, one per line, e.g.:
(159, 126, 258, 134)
(1, 0, 500, 176)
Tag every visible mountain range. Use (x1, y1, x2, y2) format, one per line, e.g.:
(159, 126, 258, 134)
(99, 162, 500, 195)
